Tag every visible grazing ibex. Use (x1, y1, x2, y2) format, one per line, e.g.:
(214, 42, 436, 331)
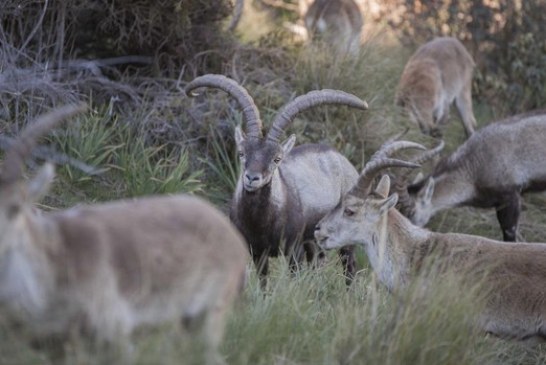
(315, 148, 546, 341)
(0, 104, 248, 363)
(395, 37, 477, 137)
(185, 74, 368, 286)
(304, 0, 363, 55)
(395, 110, 546, 242)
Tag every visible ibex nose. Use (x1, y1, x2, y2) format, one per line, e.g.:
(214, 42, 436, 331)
(245, 174, 260, 183)
(314, 226, 328, 241)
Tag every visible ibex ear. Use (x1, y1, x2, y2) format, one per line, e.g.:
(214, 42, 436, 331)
(235, 126, 245, 148)
(281, 134, 296, 155)
(413, 172, 425, 185)
(375, 175, 391, 198)
(379, 193, 398, 215)
(27, 163, 55, 202)
(420, 177, 435, 202)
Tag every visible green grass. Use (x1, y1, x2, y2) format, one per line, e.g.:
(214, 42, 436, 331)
(2, 259, 545, 365)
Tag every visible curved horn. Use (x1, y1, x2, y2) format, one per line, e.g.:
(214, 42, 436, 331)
(267, 89, 368, 142)
(411, 140, 445, 165)
(350, 140, 425, 197)
(0, 102, 88, 185)
(393, 140, 445, 216)
(185, 74, 263, 138)
(396, 139, 445, 185)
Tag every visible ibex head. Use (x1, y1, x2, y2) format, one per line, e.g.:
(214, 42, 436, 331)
(185, 74, 368, 193)
(315, 139, 424, 249)
(390, 140, 444, 226)
(0, 104, 87, 244)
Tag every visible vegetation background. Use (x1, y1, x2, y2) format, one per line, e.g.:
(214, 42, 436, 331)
(0, 0, 545, 364)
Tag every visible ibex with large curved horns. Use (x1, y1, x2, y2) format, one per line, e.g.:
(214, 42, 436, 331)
(185, 74, 368, 286)
(0, 104, 248, 363)
(393, 110, 546, 242)
(315, 145, 546, 342)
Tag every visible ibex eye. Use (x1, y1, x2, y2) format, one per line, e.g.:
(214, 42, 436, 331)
(273, 157, 281, 164)
(343, 208, 355, 217)
(238, 151, 244, 158)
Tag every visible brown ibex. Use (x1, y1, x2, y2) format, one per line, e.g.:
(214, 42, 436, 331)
(395, 110, 546, 242)
(315, 146, 546, 341)
(304, 0, 363, 56)
(185, 74, 368, 287)
(0, 104, 248, 363)
(395, 37, 477, 137)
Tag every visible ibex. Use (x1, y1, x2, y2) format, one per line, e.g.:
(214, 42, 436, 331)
(304, 0, 363, 56)
(395, 37, 477, 137)
(185, 74, 368, 286)
(315, 145, 546, 341)
(0, 104, 248, 363)
(395, 110, 546, 242)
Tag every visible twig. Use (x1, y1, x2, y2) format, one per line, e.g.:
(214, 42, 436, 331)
(0, 135, 104, 175)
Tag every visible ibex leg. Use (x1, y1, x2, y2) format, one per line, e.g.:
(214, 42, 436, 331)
(495, 193, 521, 242)
(455, 82, 477, 137)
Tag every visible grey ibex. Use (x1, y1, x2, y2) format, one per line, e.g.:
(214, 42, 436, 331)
(315, 144, 546, 341)
(0, 104, 248, 363)
(304, 0, 363, 55)
(395, 37, 477, 137)
(394, 110, 546, 242)
(185, 74, 368, 286)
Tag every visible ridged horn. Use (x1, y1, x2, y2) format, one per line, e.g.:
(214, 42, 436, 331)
(267, 89, 368, 142)
(185, 74, 263, 138)
(0, 102, 88, 185)
(393, 140, 445, 216)
(411, 140, 445, 166)
(350, 140, 425, 197)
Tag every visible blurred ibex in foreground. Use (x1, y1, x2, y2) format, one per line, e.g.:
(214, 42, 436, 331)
(315, 141, 546, 342)
(395, 37, 477, 137)
(185, 74, 368, 287)
(0, 104, 248, 364)
(304, 0, 363, 56)
(394, 110, 546, 242)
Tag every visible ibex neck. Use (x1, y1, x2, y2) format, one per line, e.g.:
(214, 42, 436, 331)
(234, 170, 287, 222)
(431, 173, 475, 214)
(0, 211, 57, 319)
(371, 209, 431, 292)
